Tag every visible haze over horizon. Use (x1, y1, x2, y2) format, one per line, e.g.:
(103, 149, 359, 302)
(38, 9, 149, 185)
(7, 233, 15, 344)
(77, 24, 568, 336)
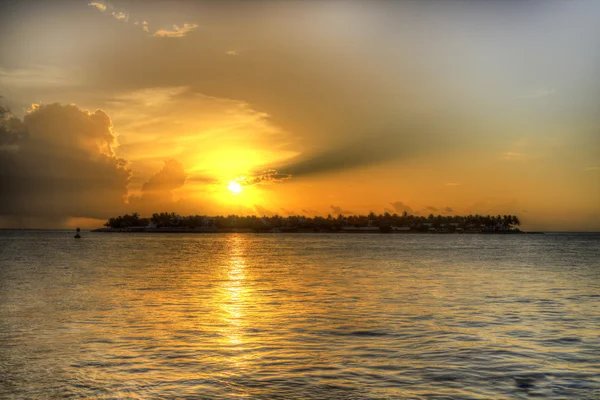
(1, 0, 599, 231)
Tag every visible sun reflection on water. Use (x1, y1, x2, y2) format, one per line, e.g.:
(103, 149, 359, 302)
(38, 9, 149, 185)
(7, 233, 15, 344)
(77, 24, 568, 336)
(217, 235, 253, 372)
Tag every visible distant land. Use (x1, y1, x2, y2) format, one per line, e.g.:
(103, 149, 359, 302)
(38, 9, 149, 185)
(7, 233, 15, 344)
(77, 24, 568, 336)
(92, 212, 530, 234)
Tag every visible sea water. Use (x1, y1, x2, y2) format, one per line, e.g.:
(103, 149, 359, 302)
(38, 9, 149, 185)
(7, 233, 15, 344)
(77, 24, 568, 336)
(1, 232, 599, 399)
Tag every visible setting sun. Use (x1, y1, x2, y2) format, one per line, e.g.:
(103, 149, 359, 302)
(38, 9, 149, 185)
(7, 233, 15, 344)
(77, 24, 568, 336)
(1, 2, 600, 399)
(228, 181, 243, 194)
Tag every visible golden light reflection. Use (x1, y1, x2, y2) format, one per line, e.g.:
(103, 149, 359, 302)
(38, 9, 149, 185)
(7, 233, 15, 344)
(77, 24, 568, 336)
(217, 234, 253, 371)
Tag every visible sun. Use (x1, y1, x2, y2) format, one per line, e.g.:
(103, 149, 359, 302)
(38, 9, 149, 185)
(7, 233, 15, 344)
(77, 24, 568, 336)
(227, 180, 243, 194)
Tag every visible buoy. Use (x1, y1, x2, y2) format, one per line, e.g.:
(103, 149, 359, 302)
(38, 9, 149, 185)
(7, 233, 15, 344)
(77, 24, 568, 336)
(74, 227, 81, 239)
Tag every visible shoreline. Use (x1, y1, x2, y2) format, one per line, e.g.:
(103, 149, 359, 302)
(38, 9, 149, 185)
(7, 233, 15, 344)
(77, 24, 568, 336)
(91, 227, 536, 234)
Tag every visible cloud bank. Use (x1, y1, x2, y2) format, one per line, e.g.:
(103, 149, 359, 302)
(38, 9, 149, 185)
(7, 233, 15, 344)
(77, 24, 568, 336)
(0, 103, 131, 225)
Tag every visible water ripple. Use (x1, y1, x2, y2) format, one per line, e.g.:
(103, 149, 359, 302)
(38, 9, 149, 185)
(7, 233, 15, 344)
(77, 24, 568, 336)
(0, 231, 599, 398)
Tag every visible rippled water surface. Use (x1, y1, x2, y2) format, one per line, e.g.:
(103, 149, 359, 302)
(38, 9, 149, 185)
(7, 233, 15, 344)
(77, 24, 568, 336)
(1, 232, 599, 399)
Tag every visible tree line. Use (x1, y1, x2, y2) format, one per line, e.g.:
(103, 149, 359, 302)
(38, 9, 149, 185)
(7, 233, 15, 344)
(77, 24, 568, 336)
(103, 211, 521, 232)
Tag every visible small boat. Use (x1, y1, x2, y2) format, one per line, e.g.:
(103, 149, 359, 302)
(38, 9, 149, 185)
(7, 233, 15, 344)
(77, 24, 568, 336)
(74, 227, 81, 239)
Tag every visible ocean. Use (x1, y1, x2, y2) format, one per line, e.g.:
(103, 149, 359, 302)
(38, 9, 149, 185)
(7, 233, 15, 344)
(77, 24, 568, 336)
(1, 231, 599, 399)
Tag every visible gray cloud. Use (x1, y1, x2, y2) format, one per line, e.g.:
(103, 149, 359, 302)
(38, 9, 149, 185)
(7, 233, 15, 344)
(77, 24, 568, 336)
(0, 105, 27, 149)
(266, 121, 460, 178)
(244, 169, 291, 185)
(0, 103, 131, 224)
(390, 201, 413, 215)
(270, 139, 397, 178)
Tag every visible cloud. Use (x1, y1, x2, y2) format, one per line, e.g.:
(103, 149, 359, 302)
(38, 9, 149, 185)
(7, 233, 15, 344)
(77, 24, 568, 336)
(88, 2, 192, 37)
(242, 169, 291, 186)
(0, 105, 27, 150)
(270, 135, 402, 178)
(134, 20, 150, 33)
(128, 160, 187, 213)
(0, 103, 131, 225)
(88, 2, 141, 31)
(225, 50, 238, 56)
(153, 24, 198, 38)
(112, 11, 129, 22)
(425, 206, 438, 212)
(390, 201, 413, 214)
(88, 2, 107, 12)
(445, 182, 461, 186)
(444, 207, 454, 213)
(267, 117, 461, 179)
(140, 160, 187, 200)
(330, 205, 353, 215)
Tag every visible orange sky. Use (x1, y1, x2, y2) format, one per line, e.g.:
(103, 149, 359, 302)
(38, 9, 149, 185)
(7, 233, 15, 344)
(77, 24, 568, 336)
(0, 1, 598, 231)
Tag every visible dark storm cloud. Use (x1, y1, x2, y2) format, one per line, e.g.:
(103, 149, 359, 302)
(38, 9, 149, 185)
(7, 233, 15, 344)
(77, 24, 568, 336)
(0, 103, 131, 223)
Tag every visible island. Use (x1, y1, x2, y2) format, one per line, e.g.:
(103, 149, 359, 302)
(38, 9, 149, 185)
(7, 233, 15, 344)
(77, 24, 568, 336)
(93, 212, 525, 234)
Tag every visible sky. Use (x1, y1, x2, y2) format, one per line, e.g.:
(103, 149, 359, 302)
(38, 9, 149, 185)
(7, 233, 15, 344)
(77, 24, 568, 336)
(0, 0, 599, 231)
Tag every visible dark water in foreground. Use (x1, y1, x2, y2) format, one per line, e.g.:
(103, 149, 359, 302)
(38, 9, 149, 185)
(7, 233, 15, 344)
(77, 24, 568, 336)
(1, 232, 599, 399)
